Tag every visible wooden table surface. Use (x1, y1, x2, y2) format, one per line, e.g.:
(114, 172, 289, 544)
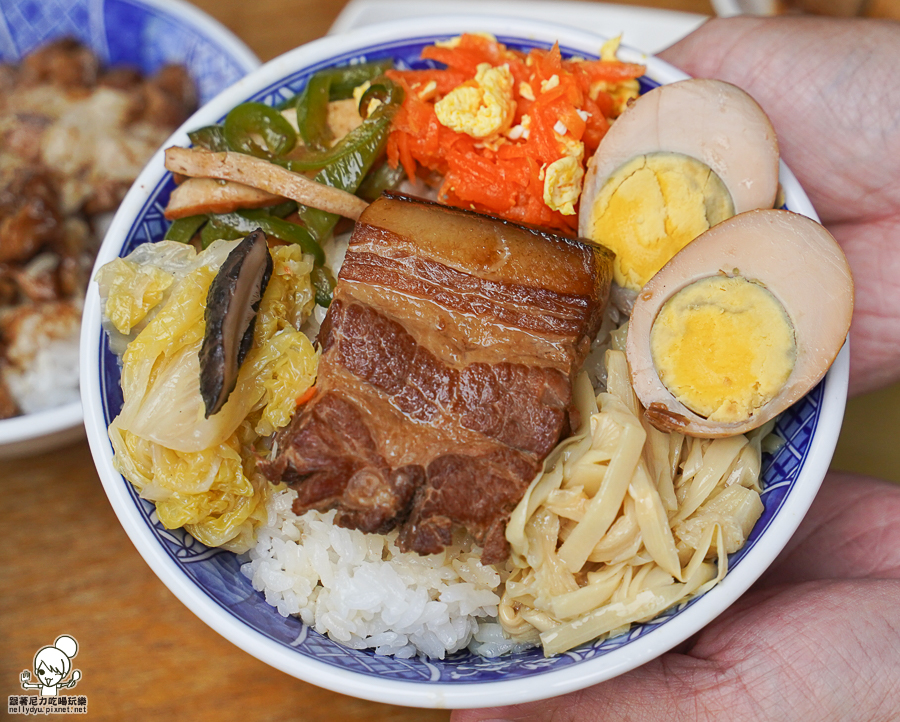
(3, 0, 899, 719)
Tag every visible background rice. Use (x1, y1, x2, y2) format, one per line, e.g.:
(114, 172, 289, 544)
(3, 309, 81, 414)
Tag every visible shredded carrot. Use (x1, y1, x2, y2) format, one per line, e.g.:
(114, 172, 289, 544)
(295, 385, 317, 406)
(386, 34, 645, 233)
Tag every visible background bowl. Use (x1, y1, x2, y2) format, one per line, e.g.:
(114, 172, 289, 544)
(81, 15, 849, 709)
(0, 0, 259, 460)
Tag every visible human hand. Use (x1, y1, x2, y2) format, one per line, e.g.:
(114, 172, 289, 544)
(451, 471, 900, 721)
(20, 670, 29, 686)
(658, 16, 900, 398)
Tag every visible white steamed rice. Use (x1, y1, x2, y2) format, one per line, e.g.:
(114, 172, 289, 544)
(241, 488, 532, 659)
(3, 303, 81, 414)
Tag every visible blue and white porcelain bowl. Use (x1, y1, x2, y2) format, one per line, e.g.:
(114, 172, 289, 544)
(0, 0, 258, 102)
(80, 15, 849, 709)
(0, 0, 259, 460)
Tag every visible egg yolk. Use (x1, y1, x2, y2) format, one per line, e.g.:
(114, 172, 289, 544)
(650, 275, 796, 423)
(586, 152, 734, 291)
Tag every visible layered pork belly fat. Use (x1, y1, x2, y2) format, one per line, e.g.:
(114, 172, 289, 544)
(262, 193, 613, 563)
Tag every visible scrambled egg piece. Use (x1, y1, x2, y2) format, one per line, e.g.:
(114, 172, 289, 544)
(352, 80, 371, 110)
(582, 36, 640, 115)
(543, 125, 586, 215)
(417, 80, 439, 102)
(586, 151, 734, 290)
(435, 63, 515, 139)
(506, 113, 531, 141)
(518, 81, 535, 101)
(589, 78, 640, 116)
(600, 35, 623, 61)
(434, 32, 498, 49)
(544, 155, 584, 215)
(541, 75, 560, 93)
(650, 275, 796, 422)
(351, 80, 383, 118)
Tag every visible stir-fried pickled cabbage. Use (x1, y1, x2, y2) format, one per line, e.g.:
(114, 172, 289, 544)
(99, 239, 318, 551)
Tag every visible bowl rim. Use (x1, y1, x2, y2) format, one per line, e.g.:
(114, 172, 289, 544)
(0, 0, 260, 458)
(0, 400, 83, 444)
(80, 13, 849, 709)
(121, 0, 262, 75)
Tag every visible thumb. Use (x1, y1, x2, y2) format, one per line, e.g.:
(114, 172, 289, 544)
(450, 654, 729, 722)
(657, 16, 775, 83)
(452, 580, 900, 722)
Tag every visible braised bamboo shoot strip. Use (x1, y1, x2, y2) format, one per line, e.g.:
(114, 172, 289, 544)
(164, 177, 283, 220)
(164, 147, 369, 221)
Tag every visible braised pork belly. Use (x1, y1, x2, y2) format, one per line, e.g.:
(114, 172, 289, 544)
(261, 193, 613, 562)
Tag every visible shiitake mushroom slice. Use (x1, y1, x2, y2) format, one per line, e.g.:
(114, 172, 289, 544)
(199, 228, 273, 417)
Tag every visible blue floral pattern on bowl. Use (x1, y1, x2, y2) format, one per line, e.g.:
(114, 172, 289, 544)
(0, 0, 259, 102)
(95, 33, 824, 685)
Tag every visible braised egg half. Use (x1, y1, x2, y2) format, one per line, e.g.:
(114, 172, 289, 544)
(579, 78, 780, 291)
(625, 209, 853, 438)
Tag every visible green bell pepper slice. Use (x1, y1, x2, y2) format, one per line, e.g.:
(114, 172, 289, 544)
(187, 125, 229, 152)
(294, 59, 395, 151)
(164, 214, 207, 243)
(202, 209, 325, 266)
(323, 59, 395, 100)
(357, 161, 406, 202)
(311, 265, 336, 308)
(223, 102, 297, 159)
(295, 72, 332, 151)
(298, 78, 404, 242)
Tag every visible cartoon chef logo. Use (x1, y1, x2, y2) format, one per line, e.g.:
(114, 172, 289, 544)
(19, 635, 82, 696)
